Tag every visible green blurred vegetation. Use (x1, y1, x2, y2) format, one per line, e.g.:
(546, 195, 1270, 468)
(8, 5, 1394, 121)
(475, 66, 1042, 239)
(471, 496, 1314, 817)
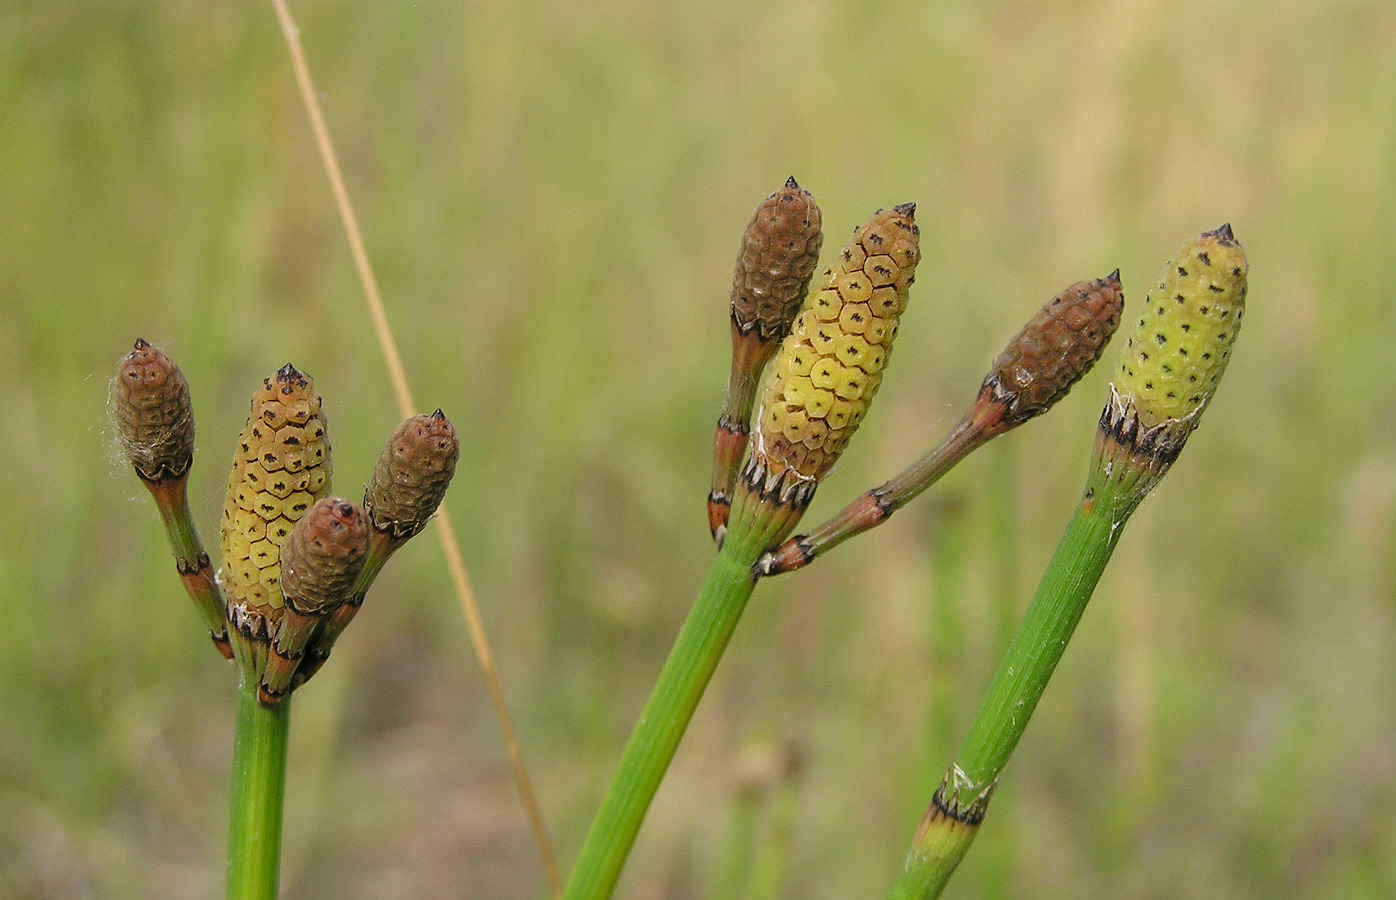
(4, 2, 1396, 897)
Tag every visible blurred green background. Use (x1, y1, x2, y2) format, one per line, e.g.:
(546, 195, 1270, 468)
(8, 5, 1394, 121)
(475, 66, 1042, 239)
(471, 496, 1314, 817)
(4, 2, 1396, 898)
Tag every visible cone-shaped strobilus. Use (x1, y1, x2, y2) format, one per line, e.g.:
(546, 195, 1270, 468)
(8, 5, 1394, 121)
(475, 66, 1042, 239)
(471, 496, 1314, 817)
(220, 364, 333, 701)
(259, 497, 370, 705)
(113, 339, 196, 484)
(112, 339, 231, 656)
(760, 272, 1124, 575)
(1104, 224, 1248, 469)
(893, 225, 1248, 900)
(710, 177, 823, 539)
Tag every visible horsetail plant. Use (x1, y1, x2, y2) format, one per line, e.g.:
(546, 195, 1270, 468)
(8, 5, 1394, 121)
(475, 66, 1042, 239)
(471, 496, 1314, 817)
(114, 345, 458, 900)
(563, 200, 920, 900)
(891, 225, 1248, 899)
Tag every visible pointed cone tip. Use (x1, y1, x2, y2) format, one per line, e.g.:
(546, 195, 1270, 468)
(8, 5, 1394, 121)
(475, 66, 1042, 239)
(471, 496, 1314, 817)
(430, 408, 446, 420)
(1209, 222, 1237, 244)
(893, 202, 916, 219)
(1106, 268, 1121, 285)
(132, 337, 150, 350)
(785, 175, 799, 189)
(276, 363, 303, 381)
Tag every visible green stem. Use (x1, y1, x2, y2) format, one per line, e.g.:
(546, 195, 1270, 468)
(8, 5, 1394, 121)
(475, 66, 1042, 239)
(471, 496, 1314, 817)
(147, 477, 230, 650)
(890, 466, 1145, 900)
(562, 527, 764, 900)
(227, 675, 291, 900)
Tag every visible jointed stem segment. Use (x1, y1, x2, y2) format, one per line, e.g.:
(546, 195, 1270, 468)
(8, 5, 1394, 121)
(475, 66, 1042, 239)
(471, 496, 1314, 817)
(709, 331, 767, 537)
(889, 462, 1141, 900)
(226, 677, 291, 900)
(147, 476, 233, 657)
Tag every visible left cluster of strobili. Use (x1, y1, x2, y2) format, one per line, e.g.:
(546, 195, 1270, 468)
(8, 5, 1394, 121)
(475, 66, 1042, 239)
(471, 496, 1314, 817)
(113, 342, 459, 706)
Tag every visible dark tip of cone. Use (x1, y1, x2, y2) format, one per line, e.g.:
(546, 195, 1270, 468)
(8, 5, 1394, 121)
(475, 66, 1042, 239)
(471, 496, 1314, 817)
(276, 363, 303, 381)
(894, 202, 916, 219)
(133, 337, 150, 350)
(431, 408, 446, 420)
(1106, 268, 1122, 285)
(785, 175, 799, 189)
(1208, 222, 1238, 245)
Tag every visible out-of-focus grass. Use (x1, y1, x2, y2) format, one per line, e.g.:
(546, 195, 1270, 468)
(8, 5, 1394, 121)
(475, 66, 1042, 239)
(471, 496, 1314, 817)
(4, 2, 1396, 898)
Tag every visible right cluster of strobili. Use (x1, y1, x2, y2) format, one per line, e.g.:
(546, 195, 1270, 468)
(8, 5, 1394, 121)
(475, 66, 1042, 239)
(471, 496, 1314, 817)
(709, 178, 1247, 562)
(113, 345, 460, 706)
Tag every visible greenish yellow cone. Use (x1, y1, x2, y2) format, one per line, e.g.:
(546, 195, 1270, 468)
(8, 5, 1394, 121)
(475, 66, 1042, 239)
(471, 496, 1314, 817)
(727, 203, 920, 552)
(261, 497, 369, 705)
(220, 364, 331, 683)
(1101, 224, 1247, 483)
(112, 338, 195, 484)
(294, 410, 460, 689)
(710, 177, 823, 537)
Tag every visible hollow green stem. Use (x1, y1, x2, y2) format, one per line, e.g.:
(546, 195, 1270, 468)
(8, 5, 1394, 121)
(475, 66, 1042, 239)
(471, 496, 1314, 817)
(890, 442, 1151, 900)
(562, 521, 768, 900)
(226, 675, 290, 900)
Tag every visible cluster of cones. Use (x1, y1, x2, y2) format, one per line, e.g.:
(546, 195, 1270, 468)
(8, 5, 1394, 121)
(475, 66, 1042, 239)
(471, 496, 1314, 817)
(112, 184, 1248, 704)
(708, 178, 1247, 572)
(112, 343, 458, 706)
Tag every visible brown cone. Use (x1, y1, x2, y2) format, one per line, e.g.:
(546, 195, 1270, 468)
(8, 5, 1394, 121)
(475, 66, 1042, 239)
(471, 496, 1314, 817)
(985, 272, 1124, 426)
(112, 339, 195, 483)
(730, 176, 824, 342)
(261, 497, 369, 705)
(364, 410, 460, 540)
(281, 497, 371, 616)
